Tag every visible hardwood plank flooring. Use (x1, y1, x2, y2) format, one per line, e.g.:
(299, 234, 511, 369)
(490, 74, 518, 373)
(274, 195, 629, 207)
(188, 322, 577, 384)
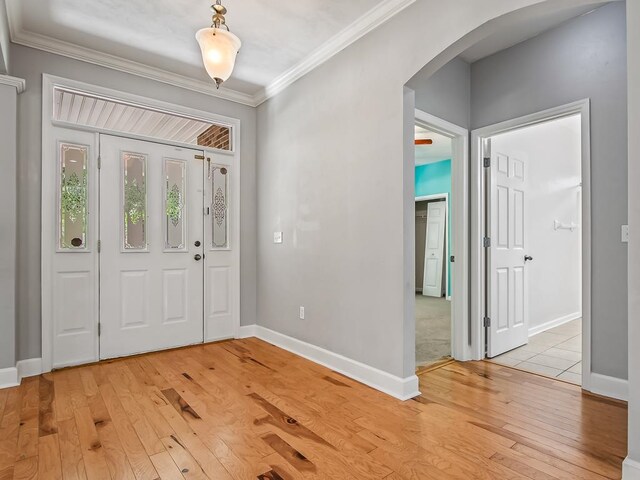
(0, 339, 627, 479)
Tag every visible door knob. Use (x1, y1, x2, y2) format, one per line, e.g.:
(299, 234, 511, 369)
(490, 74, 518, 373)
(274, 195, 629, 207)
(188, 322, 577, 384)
(524, 255, 533, 262)
(194, 254, 202, 261)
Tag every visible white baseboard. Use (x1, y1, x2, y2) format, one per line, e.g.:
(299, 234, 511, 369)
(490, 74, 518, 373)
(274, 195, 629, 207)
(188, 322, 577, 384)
(528, 312, 581, 337)
(0, 358, 42, 389)
(238, 325, 420, 401)
(623, 458, 640, 480)
(588, 372, 628, 401)
(0, 366, 18, 389)
(238, 324, 258, 339)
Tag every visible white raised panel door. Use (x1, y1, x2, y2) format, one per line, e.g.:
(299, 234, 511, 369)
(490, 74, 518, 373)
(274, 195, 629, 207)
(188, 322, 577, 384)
(99, 135, 204, 359)
(49, 127, 99, 368)
(487, 150, 529, 357)
(423, 201, 447, 297)
(204, 153, 237, 341)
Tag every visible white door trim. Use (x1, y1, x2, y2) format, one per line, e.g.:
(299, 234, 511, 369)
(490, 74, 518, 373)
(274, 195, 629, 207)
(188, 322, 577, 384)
(415, 193, 449, 299)
(414, 109, 469, 361)
(41, 74, 242, 373)
(470, 99, 592, 391)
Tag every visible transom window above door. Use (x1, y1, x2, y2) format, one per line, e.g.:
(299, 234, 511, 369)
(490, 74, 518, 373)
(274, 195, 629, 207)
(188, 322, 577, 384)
(52, 87, 233, 151)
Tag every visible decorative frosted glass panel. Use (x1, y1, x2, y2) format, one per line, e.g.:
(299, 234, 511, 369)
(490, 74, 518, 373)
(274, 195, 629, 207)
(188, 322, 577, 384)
(211, 166, 228, 248)
(165, 159, 186, 250)
(59, 143, 88, 249)
(122, 152, 147, 250)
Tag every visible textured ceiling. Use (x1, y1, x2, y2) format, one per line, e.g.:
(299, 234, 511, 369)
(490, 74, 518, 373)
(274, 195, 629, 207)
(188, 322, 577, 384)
(458, 2, 609, 63)
(54, 88, 220, 145)
(10, 0, 385, 96)
(415, 126, 451, 166)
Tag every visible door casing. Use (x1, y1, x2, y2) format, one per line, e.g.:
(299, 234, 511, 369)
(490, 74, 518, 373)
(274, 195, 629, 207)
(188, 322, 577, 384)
(41, 74, 242, 372)
(414, 109, 469, 362)
(471, 99, 591, 390)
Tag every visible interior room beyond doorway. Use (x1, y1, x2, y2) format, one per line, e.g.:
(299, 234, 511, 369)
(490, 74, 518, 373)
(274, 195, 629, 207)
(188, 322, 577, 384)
(484, 113, 583, 385)
(415, 125, 452, 368)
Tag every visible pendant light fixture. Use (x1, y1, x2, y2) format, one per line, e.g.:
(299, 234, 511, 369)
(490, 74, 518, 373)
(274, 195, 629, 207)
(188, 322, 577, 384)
(196, 0, 242, 89)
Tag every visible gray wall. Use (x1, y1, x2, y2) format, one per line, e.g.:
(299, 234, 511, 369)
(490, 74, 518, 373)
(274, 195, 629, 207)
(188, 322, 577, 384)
(10, 44, 258, 361)
(407, 57, 471, 130)
(0, 0, 9, 74)
(255, 0, 576, 379)
(471, 2, 628, 379)
(0, 83, 17, 368)
(625, 0, 640, 471)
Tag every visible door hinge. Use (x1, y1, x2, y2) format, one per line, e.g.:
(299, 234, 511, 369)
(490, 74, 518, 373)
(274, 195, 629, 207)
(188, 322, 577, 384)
(204, 207, 210, 216)
(483, 237, 491, 248)
(97, 240, 101, 253)
(450, 255, 455, 263)
(483, 157, 491, 168)
(483, 317, 491, 328)
(194, 154, 205, 160)
(98, 322, 101, 336)
(97, 155, 102, 170)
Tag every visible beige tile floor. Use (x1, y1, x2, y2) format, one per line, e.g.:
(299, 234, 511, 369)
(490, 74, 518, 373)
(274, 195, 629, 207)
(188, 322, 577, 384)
(488, 318, 582, 384)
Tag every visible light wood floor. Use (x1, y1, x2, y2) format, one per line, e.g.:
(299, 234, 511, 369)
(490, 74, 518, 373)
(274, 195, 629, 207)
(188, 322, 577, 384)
(0, 338, 627, 480)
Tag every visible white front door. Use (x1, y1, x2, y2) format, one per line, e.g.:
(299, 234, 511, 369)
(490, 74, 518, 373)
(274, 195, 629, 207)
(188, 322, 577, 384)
(49, 128, 100, 368)
(487, 147, 530, 357)
(99, 135, 205, 359)
(204, 156, 236, 341)
(423, 201, 447, 297)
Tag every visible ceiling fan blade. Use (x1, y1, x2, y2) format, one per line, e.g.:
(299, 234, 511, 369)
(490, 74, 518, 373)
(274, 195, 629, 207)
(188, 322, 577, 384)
(415, 139, 433, 145)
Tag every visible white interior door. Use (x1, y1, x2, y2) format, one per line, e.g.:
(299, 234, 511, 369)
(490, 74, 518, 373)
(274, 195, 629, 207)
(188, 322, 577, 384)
(422, 201, 447, 297)
(487, 149, 530, 357)
(99, 135, 205, 359)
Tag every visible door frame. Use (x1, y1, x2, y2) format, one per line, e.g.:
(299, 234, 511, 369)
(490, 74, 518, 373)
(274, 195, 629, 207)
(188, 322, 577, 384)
(415, 193, 449, 299)
(41, 74, 242, 372)
(414, 109, 469, 361)
(470, 99, 591, 390)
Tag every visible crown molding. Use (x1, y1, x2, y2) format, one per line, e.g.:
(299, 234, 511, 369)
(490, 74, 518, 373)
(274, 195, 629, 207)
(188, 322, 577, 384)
(9, 28, 257, 106)
(6, 0, 415, 107)
(0, 74, 25, 92)
(254, 0, 416, 105)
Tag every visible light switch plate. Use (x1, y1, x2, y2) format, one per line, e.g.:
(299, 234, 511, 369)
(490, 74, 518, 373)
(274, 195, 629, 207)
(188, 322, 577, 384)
(273, 232, 283, 244)
(299, 306, 305, 320)
(622, 225, 629, 243)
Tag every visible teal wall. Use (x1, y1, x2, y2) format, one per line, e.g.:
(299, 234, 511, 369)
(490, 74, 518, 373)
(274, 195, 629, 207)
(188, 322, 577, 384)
(415, 159, 452, 296)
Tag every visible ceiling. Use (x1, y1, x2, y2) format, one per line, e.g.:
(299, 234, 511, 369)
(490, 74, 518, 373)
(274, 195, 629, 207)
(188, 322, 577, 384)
(6, 0, 412, 106)
(415, 126, 451, 165)
(53, 88, 223, 145)
(459, 2, 609, 63)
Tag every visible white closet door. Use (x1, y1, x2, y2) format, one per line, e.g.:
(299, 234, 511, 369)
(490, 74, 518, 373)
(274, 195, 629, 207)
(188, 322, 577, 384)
(99, 135, 205, 359)
(422, 201, 447, 297)
(487, 150, 530, 357)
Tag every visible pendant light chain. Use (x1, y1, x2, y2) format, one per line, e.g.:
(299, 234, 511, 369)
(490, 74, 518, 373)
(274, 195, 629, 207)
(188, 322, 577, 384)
(211, 0, 230, 31)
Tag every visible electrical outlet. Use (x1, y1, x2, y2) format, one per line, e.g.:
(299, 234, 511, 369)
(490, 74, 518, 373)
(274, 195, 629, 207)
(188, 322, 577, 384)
(299, 306, 305, 320)
(273, 231, 283, 244)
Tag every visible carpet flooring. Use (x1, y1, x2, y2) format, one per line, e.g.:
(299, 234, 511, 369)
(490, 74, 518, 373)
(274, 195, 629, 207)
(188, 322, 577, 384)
(415, 294, 451, 367)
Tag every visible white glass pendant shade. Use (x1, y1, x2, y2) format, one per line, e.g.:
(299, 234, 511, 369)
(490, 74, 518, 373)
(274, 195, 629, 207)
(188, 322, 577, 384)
(196, 27, 241, 87)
